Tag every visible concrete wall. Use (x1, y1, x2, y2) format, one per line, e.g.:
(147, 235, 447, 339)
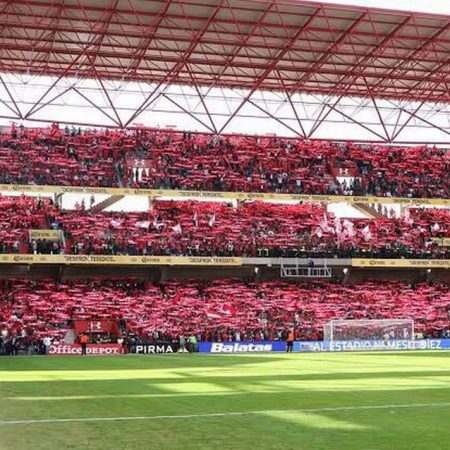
(0, 263, 446, 283)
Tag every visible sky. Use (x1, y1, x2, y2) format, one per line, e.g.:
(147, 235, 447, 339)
(306, 0, 450, 15)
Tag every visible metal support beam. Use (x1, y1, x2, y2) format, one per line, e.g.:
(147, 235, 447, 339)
(160, 93, 216, 133)
(246, 99, 304, 137)
(390, 101, 425, 141)
(218, 6, 323, 134)
(123, 0, 227, 128)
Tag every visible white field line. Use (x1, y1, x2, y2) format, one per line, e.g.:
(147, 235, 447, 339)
(1, 402, 450, 425)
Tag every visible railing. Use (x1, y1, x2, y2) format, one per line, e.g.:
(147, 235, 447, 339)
(280, 259, 332, 278)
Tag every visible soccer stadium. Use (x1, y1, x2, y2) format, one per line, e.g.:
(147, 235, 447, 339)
(0, 0, 450, 448)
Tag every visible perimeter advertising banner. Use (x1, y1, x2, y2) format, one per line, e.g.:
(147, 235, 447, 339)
(132, 343, 181, 354)
(431, 237, 450, 247)
(351, 259, 450, 269)
(1, 182, 449, 206)
(199, 341, 286, 353)
(0, 254, 242, 266)
(29, 229, 62, 241)
(295, 339, 450, 352)
(48, 344, 124, 355)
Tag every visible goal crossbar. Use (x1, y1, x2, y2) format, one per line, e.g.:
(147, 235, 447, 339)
(324, 319, 415, 342)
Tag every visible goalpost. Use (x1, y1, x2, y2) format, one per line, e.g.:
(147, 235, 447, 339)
(323, 319, 415, 342)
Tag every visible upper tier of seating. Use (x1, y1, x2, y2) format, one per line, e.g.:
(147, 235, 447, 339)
(0, 124, 119, 187)
(0, 124, 448, 199)
(1, 279, 449, 342)
(0, 195, 447, 258)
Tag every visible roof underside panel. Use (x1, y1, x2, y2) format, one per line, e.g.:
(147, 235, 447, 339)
(0, 0, 449, 103)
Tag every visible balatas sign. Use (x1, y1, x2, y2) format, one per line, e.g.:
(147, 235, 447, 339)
(199, 341, 286, 353)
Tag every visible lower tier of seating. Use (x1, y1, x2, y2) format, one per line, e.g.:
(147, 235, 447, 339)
(1, 279, 449, 346)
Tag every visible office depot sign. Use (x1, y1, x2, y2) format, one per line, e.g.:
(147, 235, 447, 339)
(49, 344, 124, 356)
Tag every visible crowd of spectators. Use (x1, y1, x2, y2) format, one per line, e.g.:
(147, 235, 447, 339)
(0, 196, 58, 254)
(45, 199, 450, 259)
(0, 125, 448, 199)
(0, 124, 121, 187)
(0, 332, 46, 356)
(124, 133, 450, 199)
(0, 195, 448, 259)
(0, 125, 449, 357)
(1, 278, 449, 353)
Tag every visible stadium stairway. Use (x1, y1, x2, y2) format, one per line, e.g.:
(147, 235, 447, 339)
(90, 195, 125, 212)
(353, 203, 386, 219)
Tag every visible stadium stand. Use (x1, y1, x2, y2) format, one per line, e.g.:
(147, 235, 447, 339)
(0, 126, 448, 199)
(125, 133, 450, 199)
(0, 196, 59, 254)
(0, 278, 449, 355)
(0, 195, 448, 259)
(0, 124, 121, 187)
(56, 202, 450, 259)
(2, 4, 450, 450)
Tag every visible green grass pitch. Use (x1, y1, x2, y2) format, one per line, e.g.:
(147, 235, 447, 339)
(1, 351, 450, 450)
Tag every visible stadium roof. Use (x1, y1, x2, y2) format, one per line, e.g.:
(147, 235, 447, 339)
(0, 0, 449, 143)
(1, 0, 449, 103)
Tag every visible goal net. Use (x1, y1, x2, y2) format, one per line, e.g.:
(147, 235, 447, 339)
(323, 319, 414, 341)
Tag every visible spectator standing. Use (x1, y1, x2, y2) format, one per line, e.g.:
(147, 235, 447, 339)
(179, 335, 186, 352)
(187, 334, 198, 353)
(117, 336, 124, 353)
(286, 329, 295, 353)
(80, 334, 89, 356)
(43, 336, 52, 355)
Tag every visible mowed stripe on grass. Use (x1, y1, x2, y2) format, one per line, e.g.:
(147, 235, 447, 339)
(1, 401, 450, 425)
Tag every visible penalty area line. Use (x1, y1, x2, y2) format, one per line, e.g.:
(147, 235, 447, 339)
(1, 402, 450, 425)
